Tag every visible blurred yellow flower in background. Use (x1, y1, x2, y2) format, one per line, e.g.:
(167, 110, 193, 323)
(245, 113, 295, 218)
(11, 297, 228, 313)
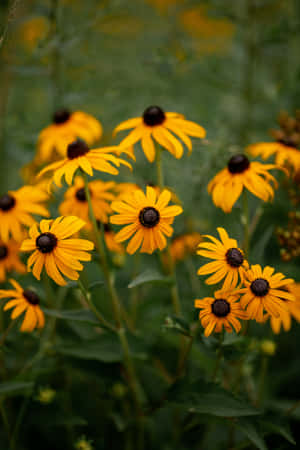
(18, 16, 49, 51)
(170, 232, 202, 262)
(0, 240, 26, 282)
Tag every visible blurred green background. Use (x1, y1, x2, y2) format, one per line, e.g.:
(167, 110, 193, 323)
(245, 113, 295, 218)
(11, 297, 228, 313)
(1, 1, 300, 449)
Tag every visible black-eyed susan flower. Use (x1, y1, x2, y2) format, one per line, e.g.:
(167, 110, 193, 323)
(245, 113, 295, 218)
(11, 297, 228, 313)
(59, 176, 115, 225)
(0, 186, 49, 242)
(0, 279, 45, 332)
(37, 109, 102, 163)
(237, 265, 295, 322)
(195, 290, 248, 337)
(247, 111, 300, 174)
(263, 283, 300, 334)
(208, 154, 279, 213)
(114, 106, 206, 162)
(0, 240, 26, 282)
(170, 232, 202, 262)
(37, 139, 132, 188)
(110, 186, 183, 254)
(197, 227, 248, 290)
(20, 216, 94, 286)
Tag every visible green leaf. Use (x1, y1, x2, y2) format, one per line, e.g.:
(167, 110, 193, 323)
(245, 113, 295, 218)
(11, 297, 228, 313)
(55, 336, 122, 363)
(163, 315, 191, 337)
(88, 280, 105, 290)
(0, 381, 34, 397)
(128, 269, 173, 288)
(43, 308, 99, 325)
(262, 420, 296, 445)
(237, 419, 268, 450)
(171, 380, 261, 418)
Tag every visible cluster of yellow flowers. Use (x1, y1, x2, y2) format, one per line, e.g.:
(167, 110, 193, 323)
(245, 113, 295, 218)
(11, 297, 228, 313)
(0, 104, 299, 338)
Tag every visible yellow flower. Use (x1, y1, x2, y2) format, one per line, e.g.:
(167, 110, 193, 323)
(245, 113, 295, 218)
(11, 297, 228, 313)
(37, 109, 102, 163)
(59, 176, 115, 225)
(0, 186, 49, 242)
(113, 183, 140, 201)
(114, 106, 206, 162)
(170, 232, 202, 262)
(103, 224, 125, 255)
(37, 139, 132, 188)
(20, 216, 94, 286)
(0, 240, 26, 282)
(236, 265, 295, 322)
(248, 141, 300, 174)
(263, 282, 300, 334)
(195, 290, 248, 337)
(208, 154, 279, 213)
(197, 227, 248, 290)
(110, 186, 183, 254)
(0, 279, 45, 332)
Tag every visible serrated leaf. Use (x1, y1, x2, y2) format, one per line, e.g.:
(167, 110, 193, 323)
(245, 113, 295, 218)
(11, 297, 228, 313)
(0, 381, 34, 396)
(55, 336, 122, 363)
(43, 308, 99, 325)
(128, 269, 173, 288)
(171, 380, 261, 417)
(262, 420, 296, 445)
(237, 419, 268, 450)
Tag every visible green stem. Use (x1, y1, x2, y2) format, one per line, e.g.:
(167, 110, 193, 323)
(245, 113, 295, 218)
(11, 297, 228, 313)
(257, 356, 268, 407)
(242, 190, 249, 259)
(77, 279, 116, 332)
(82, 173, 145, 408)
(212, 333, 224, 382)
(0, 401, 11, 448)
(155, 146, 182, 316)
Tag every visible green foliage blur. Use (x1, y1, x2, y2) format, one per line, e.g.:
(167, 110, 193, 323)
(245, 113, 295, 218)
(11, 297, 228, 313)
(1, 0, 300, 449)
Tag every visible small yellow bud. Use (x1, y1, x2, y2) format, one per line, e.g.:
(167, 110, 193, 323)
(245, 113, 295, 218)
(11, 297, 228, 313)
(75, 436, 93, 450)
(35, 387, 56, 404)
(261, 340, 276, 356)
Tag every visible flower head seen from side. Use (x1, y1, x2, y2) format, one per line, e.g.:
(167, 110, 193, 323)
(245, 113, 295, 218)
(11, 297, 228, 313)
(0, 186, 50, 242)
(208, 154, 279, 213)
(59, 176, 116, 226)
(114, 105, 206, 162)
(170, 232, 202, 262)
(195, 290, 248, 337)
(0, 240, 26, 282)
(247, 110, 300, 174)
(263, 282, 300, 334)
(110, 186, 183, 254)
(37, 109, 103, 163)
(237, 265, 295, 322)
(21, 216, 94, 286)
(37, 139, 132, 188)
(0, 279, 45, 332)
(197, 227, 248, 290)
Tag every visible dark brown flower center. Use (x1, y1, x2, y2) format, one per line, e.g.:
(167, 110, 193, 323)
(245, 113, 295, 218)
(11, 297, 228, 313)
(53, 109, 71, 124)
(226, 248, 244, 268)
(277, 138, 298, 148)
(139, 207, 160, 228)
(143, 106, 166, 127)
(23, 289, 40, 305)
(0, 194, 16, 212)
(75, 188, 87, 202)
(250, 278, 269, 297)
(36, 232, 57, 254)
(67, 139, 89, 159)
(211, 299, 231, 317)
(228, 154, 250, 174)
(0, 245, 8, 260)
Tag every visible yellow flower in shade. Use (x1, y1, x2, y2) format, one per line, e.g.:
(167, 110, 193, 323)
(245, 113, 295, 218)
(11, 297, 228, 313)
(110, 186, 183, 254)
(59, 176, 115, 225)
(114, 106, 206, 162)
(37, 139, 132, 188)
(37, 109, 102, 163)
(170, 232, 202, 262)
(197, 227, 248, 290)
(263, 283, 300, 334)
(248, 141, 300, 174)
(237, 265, 295, 322)
(0, 241, 26, 282)
(195, 290, 248, 337)
(20, 216, 94, 286)
(0, 186, 49, 242)
(208, 154, 280, 213)
(0, 279, 45, 332)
